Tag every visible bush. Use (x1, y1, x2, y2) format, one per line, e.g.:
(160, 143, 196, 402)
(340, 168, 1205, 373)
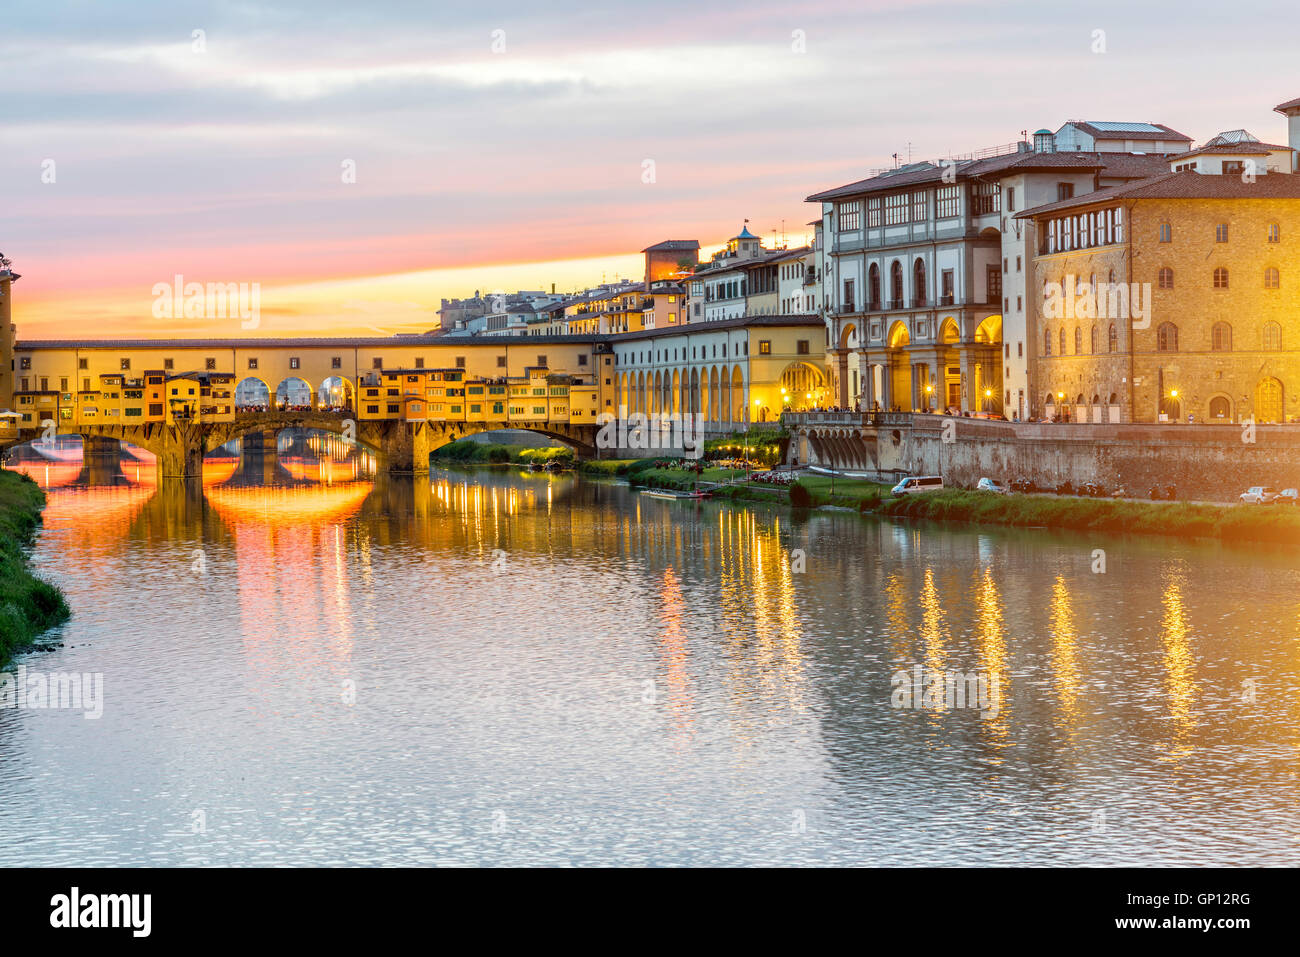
(789, 481, 812, 509)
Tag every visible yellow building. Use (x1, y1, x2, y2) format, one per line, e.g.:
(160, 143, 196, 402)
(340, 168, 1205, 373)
(1020, 169, 1300, 423)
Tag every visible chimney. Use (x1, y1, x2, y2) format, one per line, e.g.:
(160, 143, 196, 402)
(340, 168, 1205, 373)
(1274, 98, 1300, 171)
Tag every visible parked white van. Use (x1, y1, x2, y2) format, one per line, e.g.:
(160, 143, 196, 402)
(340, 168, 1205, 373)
(891, 475, 944, 496)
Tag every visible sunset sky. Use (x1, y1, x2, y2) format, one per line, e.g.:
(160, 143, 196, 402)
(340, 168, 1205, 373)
(1, 0, 1297, 339)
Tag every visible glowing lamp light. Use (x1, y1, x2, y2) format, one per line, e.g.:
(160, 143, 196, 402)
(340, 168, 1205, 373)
(1170, 389, 1179, 398)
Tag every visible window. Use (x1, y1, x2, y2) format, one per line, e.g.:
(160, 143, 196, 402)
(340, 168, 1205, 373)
(414, 357, 425, 369)
(1209, 396, 1231, 420)
(936, 186, 959, 218)
(758, 340, 771, 355)
(149, 403, 164, 416)
(940, 269, 954, 304)
(1215, 223, 1228, 243)
(1044, 329, 1052, 356)
(496, 355, 507, 368)
(248, 358, 259, 369)
(796, 340, 810, 355)
(206, 358, 217, 371)
(120, 359, 131, 370)
(332, 357, 342, 369)
(971, 182, 1000, 215)
(289, 357, 300, 369)
(1005, 187, 1016, 212)
(1158, 267, 1174, 289)
(1108, 324, 1118, 352)
(986, 265, 1002, 302)
(1074, 327, 1082, 354)
(1263, 321, 1282, 350)
(387, 404, 399, 414)
(837, 201, 861, 231)
(1211, 322, 1232, 351)
(1268, 223, 1280, 243)
(1059, 328, 1067, 355)
(1213, 267, 1229, 289)
(885, 193, 909, 225)
(1264, 267, 1280, 289)
(456, 357, 466, 368)
(843, 278, 855, 311)
(577, 354, 588, 366)
(910, 191, 927, 222)
(78, 358, 88, 370)
(1157, 322, 1179, 351)
(537, 355, 548, 367)
(867, 197, 882, 227)
(372, 358, 383, 369)
(19, 357, 31, 370)
(1057, 183, 1075, 202)
(1159, 223, 1172, 243)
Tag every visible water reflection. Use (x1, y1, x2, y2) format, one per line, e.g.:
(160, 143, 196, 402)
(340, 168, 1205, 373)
(3, 457, 1300, 865)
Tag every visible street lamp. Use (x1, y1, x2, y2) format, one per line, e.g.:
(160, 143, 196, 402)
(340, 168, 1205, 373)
(1057, 391, 1065, 422)
(984, 387, 992, 414)
(924, 383, 934, 413)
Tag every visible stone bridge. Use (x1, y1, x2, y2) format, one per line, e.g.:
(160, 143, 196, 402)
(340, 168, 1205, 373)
(2, 411, 598, 478)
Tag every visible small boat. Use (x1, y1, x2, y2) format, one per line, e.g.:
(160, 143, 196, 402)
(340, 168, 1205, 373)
(641, 488, 711, 501)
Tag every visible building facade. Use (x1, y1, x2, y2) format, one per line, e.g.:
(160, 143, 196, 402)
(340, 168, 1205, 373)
(1020, 170, 1300, 424)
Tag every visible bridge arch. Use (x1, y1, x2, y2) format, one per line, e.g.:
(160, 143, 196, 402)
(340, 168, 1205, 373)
(274, 376, 314, 411)
(235, 376, 272, 412)
(318, 375, 354, 412)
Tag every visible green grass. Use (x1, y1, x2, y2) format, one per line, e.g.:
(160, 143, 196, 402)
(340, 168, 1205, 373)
(871, 489, 1300, 545)
(432, 440, 575, 466)
(0, 470, 70, 663)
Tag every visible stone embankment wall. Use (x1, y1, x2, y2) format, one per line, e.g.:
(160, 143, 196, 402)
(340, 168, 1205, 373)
(788, 414, 1300, 501)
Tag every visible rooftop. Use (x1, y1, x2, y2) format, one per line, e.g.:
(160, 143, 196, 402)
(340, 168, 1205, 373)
(1017, 169, 1300, 219)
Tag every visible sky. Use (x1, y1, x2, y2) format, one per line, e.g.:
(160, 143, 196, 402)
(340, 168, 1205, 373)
(1, 0, 1298, 339)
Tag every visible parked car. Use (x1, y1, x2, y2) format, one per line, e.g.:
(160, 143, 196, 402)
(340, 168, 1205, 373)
(1239, 486, 1279, 504)
(1009, 478, 1040, 494)
(891, 475, 944, 496)
(976, 477, 1009, 494)
(1148, 483, 1177, 501)
(1277, 488, 1299, 505)
(1078, 481, 1107, 498)
(1054, 480, 1074, 496)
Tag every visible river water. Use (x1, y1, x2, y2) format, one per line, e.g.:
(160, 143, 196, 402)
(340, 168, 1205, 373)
(2, 439, 1299, 866)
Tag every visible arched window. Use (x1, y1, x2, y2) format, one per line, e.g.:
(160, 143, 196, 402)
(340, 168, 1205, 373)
(868, 263, 881, 309)
(1263, 321, 1282, 351)
(1108, 323, 1118, 352)
(1211, 322, 1232, 351)
(1264, 267, 1280, 289)
(913, 258, 927, 306)
(1074, 326, 1082, 354)
(1044, 328, 1052, 356)
(1157, 322, 1179, 351)
(890, 260, 903, 306)
(1059, 328, 1067, 355)
(1209, 396, 1231, 420)
(1090, 325, 1098, 353)
(1158, 267, 1174, 289)
(1213, 267, 1229, 289)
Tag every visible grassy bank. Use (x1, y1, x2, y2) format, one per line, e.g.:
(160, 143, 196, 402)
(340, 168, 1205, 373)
(0, 470, 70, 662)
(580, 455, 1300, 545)
(870, 488, 1300, 545)
(432, 440, 575, 466)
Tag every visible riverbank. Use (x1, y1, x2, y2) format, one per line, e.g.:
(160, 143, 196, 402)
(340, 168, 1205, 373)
(433, 440, 574, 466)
(587, 457, 1300, 545)
(0, 470, 70, 662)
(871, 489, 1300, 545)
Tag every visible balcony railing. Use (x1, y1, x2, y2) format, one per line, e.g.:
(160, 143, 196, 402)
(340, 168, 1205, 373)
(911, 296, 927, 308)
(888, 298, 904, 310)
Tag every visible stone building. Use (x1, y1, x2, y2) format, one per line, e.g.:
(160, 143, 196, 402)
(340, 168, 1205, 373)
(1019, 169, 1300, 423)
